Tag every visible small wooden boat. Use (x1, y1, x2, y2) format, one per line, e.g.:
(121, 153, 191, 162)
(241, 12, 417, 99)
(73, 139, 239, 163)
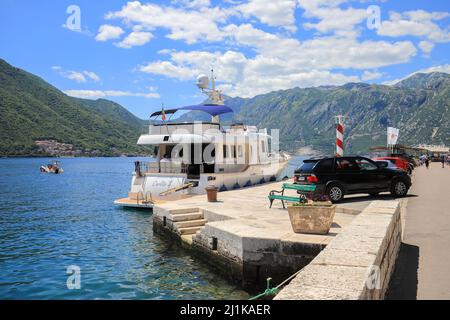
(40, 160, 64, 174)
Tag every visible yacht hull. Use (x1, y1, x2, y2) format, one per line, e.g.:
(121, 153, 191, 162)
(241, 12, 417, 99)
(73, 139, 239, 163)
(117, 160, 290, 207)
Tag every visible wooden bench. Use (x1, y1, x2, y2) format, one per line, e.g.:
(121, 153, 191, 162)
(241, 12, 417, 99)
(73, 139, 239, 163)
(268, 183, 317, 208)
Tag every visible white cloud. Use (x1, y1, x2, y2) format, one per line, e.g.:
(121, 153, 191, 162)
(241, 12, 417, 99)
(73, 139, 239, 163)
(418, 41, 435, 56)
(138, 48, 359, 97)
(140, 18, 418, 97)
(237, 0, 298, 31)
(404, 10, 449, 22)
(64, 89, 160, 99)
(377, 10, 450, 43)
(82, 71, 101, 82)
(299, 0, 367, 37)
(362, 70, 383, 81)
(95, 24, 125, 41)
(116, 30, 153, 48)
(139, 60, 196, 80)
(66, 71, 87, 83)
(106, 1, 233, 44)
(225, 24, 416, 70)
(229, 70, 359, 97)
(93, 1, 445, 98)
(174, 0, 211, 9)
(52, 67, 101, 83)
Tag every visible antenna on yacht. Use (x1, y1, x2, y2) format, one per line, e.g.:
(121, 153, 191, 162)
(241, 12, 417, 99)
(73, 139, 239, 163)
(196, 67, 224, 123)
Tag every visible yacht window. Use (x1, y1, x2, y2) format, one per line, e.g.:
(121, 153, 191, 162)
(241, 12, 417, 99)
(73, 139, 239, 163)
(164, 145, 174, 159)
(231, 145, 236, 158)
(261, 141, 266, 153)
(237, 145, 243, 158)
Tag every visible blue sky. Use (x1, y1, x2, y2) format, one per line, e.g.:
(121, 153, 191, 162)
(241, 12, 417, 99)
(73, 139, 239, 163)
(1, 0, 449, 119)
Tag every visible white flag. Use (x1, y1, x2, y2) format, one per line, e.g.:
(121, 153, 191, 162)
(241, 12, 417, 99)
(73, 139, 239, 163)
(387, 127, 399, 145)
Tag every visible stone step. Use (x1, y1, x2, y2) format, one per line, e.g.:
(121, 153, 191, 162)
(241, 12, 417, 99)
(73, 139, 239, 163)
(170, 212, 204, 222)
(179, 226, 203, 235)
(175, 219, 207, 228)
(169, 208, 201, 215)
(181, 234, 193, 245)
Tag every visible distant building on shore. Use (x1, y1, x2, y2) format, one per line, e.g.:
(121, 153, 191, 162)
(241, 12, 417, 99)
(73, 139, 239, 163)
(414, 144, 450, 160)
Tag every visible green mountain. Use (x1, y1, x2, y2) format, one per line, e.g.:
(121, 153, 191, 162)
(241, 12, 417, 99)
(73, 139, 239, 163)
(1, 57, 448, 157)
(0, 59, 147, 156)
(179, 72, 450, 154)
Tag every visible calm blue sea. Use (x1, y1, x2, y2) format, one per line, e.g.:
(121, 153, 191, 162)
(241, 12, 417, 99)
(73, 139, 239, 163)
(0, 156, 303, 300)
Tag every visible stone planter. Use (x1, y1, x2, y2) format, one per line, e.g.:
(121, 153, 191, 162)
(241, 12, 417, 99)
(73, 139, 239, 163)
(287, 203, 336, 234)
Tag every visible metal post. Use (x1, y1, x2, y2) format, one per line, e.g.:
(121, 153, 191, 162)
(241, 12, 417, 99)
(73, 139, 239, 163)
(335, 115, 345, 157)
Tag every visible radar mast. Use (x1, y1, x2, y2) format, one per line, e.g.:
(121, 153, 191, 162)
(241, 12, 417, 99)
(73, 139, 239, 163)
(196, 68, 224, 123)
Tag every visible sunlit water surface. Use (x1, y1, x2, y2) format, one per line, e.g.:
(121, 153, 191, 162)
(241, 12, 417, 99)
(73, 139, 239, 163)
(0, 156, 303, 299)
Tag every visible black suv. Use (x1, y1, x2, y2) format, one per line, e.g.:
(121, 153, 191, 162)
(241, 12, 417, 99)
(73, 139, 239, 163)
(294, 156, 412, 203)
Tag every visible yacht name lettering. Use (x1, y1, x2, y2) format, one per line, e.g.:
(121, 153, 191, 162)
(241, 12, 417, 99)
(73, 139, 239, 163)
(152, 181, 171, 187)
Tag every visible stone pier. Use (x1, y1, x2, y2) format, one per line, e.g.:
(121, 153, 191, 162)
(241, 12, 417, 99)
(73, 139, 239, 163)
(152, 181, 380, 290)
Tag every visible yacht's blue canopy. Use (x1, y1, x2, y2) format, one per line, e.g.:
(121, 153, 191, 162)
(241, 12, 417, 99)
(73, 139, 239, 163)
(150, 104, 233, 118)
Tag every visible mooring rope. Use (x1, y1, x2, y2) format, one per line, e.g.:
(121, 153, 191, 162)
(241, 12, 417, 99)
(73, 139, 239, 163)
(248, 268, 303, 300)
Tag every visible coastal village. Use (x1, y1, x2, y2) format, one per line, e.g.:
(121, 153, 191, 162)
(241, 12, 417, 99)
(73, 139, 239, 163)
(34, 140, 83, 157)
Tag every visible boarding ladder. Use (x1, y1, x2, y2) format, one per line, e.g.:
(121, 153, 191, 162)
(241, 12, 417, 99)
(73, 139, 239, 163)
(159, 183, 194, 197)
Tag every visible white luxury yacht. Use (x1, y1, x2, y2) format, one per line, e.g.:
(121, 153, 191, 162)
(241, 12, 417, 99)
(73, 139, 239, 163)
(115, 71, 290, 208)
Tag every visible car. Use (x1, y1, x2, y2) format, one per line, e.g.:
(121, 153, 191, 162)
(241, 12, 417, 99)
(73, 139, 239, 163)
(293, 156, 412, 203)
(391, 153, 417, 168)
(373, 156, 412, 174)
(374, 160, 402, 171)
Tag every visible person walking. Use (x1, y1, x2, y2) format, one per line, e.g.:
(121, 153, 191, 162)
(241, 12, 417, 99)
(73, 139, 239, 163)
(419, 154, 426, 166)
(425, 155, 430, 169)
(441, 154, 446, 168)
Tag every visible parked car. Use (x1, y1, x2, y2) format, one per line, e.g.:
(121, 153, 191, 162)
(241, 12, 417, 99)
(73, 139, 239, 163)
(294, 156, 412, 203)
(373, 156, 412, 174)
(391, 153, 417, 168)
(374, 160, 402, 171)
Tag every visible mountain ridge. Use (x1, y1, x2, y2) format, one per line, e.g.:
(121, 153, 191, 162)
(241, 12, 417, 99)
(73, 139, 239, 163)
(179, 72, 449, 154)
(1, 58, 449, 156)
(0, 58, 148, 156)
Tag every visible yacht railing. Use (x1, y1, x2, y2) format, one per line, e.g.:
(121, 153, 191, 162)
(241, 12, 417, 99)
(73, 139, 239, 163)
(135, 161, 159, 175)
(145, 122, 222, 135)
(135, 161, 186, 175)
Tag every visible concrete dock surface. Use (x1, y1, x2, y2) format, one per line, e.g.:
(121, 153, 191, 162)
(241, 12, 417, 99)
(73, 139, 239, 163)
(156, 179, 406, 243)
(155, 180, 373, 246)
(153, 179, 410, 289)
(152, 164, 450, 299)
(399, 163, 450, 299)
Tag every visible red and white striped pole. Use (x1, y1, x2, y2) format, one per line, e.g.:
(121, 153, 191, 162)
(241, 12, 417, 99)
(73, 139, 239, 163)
(335, 115, 344, 157)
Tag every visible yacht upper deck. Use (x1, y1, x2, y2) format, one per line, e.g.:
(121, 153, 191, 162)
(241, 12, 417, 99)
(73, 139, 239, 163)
(147, 122, 221, 135)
